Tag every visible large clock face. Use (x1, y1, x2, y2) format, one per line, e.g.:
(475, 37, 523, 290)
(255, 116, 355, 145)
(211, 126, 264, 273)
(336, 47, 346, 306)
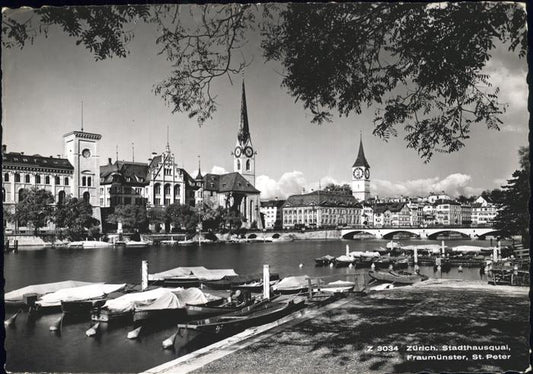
(244, 146, 253, 157)
(234, 146, 242, 157)
(82, 149, 91, 158)
(353, 167, 363, 180)
(364, 169, 370, 180)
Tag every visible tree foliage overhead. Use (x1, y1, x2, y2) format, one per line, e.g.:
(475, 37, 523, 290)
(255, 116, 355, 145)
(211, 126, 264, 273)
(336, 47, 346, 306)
(107, 204, 149, 232)
(262, 2, 526, 161)
(323, 183, 352, 195)
(2, 2, 527, 161)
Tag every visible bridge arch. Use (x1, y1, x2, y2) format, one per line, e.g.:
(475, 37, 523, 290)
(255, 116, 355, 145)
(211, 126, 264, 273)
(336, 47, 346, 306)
(341, 230, 378, 240)
(427, 230, 471, 240)
(475, 229, 508, 239)
(382, 230, 421, 240)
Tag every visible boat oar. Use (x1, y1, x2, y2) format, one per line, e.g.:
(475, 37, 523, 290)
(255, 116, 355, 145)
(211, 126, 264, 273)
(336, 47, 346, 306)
(49, 315, 63, 331)
(85, 322, 100, 337)
(4, 310, 21, 327)
(162, 330, 179, 349)
(127, 326, 142, 340)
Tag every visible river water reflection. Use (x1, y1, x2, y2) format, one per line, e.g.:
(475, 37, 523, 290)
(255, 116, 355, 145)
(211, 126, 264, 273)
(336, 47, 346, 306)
(4, 238, 498, 373)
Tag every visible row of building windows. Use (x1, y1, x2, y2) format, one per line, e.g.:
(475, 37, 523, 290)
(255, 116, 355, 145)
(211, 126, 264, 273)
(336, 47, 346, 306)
(4, 173, 69, 186)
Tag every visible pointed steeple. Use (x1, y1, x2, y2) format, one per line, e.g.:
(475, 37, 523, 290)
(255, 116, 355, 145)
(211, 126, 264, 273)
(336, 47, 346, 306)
(237, 80, 250, 145)
(353, 132, 370, 168)
(195, 155, 203, 180)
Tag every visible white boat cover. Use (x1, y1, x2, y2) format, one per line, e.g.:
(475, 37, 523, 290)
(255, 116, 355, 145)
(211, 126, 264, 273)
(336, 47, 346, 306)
(274, 275, 313, 290)
(335, 255, 355, 262)
(5, 281, 95, 303)
(349, 251, 380, 258)
(134, 291, 182, 311)
(450, 245, 493, 253)
(386, 241, 400, 249)
(171, 287, 209, 306)
(149, 266, 237, 281)
(36, 283, 127, 307)
(82, 241, 113, 248)
(103, 288, 179, 312)
(401, 244, 442, 253)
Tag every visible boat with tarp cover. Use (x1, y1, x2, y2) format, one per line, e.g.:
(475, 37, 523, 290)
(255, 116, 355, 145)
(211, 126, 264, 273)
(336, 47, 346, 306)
(369, 270, 428, 285)
(34, 283, 127, 313)
(148, 266, 237, 288)
(5, 280, 95, 309)
(273, 275, 316, 294)
(202, 273, 279, 290)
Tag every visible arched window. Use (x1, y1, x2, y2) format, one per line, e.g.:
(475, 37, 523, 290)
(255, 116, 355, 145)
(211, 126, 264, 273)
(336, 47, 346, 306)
(154, 183, 161, 205)
(236, 160, 241, 170)
(64, 177, 69, 186)
(82, 176, 87, 186)
(174, 184, 181, 197)
(14, 173, 20, 183)
(45, 176, 50, 184)
(55, 176, 60, 185)
(58, 190, 66, 206)
(18, 188, 27, 202)
(83, 191, 90, 204)
(4, 173, 9, 182)
(35, 175, 41, 184)
(25, 174, 30, 183)
(164, 184, 171, 205)
(246, 160, 251, 171)
(87, 177, 92, 187)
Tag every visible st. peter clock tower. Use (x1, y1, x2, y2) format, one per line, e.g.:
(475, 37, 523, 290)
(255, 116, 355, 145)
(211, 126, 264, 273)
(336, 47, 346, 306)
(351, 133, 371, 201)
(232, 81, 256, 186)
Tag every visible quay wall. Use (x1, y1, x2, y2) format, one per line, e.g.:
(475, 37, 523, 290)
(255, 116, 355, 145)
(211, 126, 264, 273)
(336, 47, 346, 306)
(4, 235, 50, 247)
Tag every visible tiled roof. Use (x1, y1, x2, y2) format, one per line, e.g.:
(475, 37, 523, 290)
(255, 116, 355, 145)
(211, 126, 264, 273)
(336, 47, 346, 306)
(3, 152, 73, 171)
(203, 172, 259, 194)
(283, 191, 360, 208)
(100, 161, 149, 186)
(373, 203, 407, 214)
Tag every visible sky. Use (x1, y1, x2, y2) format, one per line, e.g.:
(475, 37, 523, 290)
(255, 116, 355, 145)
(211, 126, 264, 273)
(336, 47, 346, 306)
(2, 4, 529, 200)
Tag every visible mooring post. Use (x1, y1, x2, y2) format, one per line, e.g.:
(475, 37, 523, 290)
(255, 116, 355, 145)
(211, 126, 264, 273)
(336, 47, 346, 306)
(307, 278, 313, 299)
(345, 244, 349, 256)
(263, 264, 270, 300)
(141, 260, 148, 291)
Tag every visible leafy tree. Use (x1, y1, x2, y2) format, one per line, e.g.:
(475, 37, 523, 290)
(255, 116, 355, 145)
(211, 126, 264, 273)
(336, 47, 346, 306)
(106, 204, 149, 232)
(147, 206, 167, 232)
(323, 183, 352, 195)
(493, 147, 529, 246)
(2, 3, 526, 160)
(221, 208, 243, 231)
(54, 197, 100, 240)
(13, 188, 54, 234)
(199, 206, 225, 231)
(166, 203, 199, 232)
(456, 195, 475, 204)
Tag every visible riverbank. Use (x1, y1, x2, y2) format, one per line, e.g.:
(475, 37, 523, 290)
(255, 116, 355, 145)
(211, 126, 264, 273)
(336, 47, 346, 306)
(146, 280, 529, 374)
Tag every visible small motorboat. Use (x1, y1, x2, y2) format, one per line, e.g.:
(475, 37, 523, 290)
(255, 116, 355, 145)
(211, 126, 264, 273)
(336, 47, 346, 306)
(314, 255, 336, 266)
(149, 266, 238, 288)
(334, 255, 355, 268)
(369, 270, 428, 285)
(315, 280, 355, 294)
(273, 276, 314, 294)
(177, 296, 305, 336)
(35, 283, 127, 313)
(125, 240, 150, 248)
(160, 239, 179, 246)
(202, 273, 279, 291)
(178, 240, 196, 246)
(78, 240, 113, 249)
(5, 280, 94, 309)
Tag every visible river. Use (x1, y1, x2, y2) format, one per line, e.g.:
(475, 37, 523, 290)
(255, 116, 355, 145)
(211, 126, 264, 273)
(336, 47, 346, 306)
(4, 238, 499, 373)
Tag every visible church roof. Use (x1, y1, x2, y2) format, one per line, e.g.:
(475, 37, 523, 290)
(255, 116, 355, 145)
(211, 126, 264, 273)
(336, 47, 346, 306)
(3, 152, 74, 171)
(237, 81, 251, 145)
(353, 136, 370, 168)
(203, 172, 259, 194)
(195, 169, 204, 180)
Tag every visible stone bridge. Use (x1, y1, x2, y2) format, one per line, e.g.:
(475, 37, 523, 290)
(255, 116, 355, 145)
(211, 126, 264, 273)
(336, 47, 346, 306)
(340, 226, 504, 240)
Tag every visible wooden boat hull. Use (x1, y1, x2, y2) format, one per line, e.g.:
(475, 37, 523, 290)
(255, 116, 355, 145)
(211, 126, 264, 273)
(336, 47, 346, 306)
(61, 299, 107, 315)
(178, 298, 304, 335)
(91, 308, 133, 323)
(133, 308, 188, 323)
(369, 270, 428, 285)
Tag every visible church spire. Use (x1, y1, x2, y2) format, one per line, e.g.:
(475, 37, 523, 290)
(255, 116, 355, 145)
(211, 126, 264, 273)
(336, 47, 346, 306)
(237, 80, 250, 145)
(353, 132, 370, 168)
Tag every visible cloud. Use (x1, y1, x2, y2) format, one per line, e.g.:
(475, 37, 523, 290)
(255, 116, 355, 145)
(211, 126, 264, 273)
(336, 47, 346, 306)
(372, 173, 483, 198)
(499, 124, 527, 133)
(257, 171, 308, 199)
(210, 165, 227, 174)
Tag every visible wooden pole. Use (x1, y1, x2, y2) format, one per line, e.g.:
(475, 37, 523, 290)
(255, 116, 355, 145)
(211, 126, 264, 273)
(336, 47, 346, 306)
(141, 260, 148, 291)
(263, 264, 270, 300)
(307, 278, 313, 299)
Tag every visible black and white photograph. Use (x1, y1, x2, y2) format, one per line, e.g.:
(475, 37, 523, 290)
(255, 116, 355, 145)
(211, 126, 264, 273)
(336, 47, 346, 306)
(2, 2, 530, 373)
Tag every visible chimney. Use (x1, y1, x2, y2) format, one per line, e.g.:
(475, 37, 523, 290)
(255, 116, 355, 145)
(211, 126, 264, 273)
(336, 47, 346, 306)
(20, 152, 24, 155)
(108, 158, 112, 165)
(2, 144, 6, 154)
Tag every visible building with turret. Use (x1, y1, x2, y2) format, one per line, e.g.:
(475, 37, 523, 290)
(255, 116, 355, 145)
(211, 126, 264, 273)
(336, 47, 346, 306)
(232, 81, 256, 186)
